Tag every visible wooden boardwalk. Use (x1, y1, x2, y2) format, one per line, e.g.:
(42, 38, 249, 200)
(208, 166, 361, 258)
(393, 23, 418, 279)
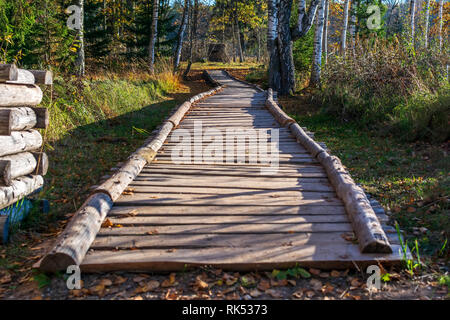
(80, 71, 403, 272)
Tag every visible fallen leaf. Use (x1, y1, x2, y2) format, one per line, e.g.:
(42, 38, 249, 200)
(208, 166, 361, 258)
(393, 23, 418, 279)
(194, 276, 209, 290)
(89, 284, 105, 297)
(257, 279, 271, 291)
(305, 290, 315, 298)
(127, 210, 139, 217)
(0, 273, 11, 284)
(250, 289, 262, 298)
(309, 268, 321, 276)
(319, 272, 330, 278)
(407, 207, 416, 213)
(350, 278, 362, 288)
(114, 276, 127, 285)
(169, 273, 176, 284)
(292, 290, 303, 299)
(309, 279, 322, 291)
(330, 270, 341, 277)
(147, 280, 160, 291)
(101, 219, 113, 228)
(266, 289, 282, 299)
(287, 279, 296, 286)
(99, 279, 113, 287)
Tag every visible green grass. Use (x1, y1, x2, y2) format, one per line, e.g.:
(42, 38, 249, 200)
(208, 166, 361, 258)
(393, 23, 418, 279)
(291, 113, 449, 257)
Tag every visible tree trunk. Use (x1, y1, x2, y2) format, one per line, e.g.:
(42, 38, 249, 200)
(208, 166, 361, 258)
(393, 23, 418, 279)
(183, 0, 197, 78)
(174, 0, 189, 72)
(310, 0, 325, 88)
(267, 0, 281, 91)
(323, 0, 329, 64)
(424, 0, 430, 48)
(75, 0, 85, 77)
(349, 0, 357, 48)
(410, 0, 416, 47)
(278, 0, 295, 95)
(234, 1, 244, 62)
(439, 0, 444, 51)
(148, 0, 159, 74)
(341, 0, 350, 55)
(268, 0, 321, 95)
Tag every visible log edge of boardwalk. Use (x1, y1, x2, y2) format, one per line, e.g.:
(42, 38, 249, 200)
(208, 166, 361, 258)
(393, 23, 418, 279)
(36, 74, 224, 272)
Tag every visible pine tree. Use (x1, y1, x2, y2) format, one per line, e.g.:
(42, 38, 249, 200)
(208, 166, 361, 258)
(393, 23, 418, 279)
(85, 0, 113, 61)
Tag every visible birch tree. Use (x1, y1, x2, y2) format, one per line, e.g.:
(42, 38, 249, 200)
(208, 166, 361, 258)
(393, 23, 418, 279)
(349, 0, 357, 48)
(234, 0, 244, 62)
(341, 0, 350, 55)
(410, 0, 416, 47)
(75, 0, 85, 77)
(424, 0, 430, 48)
(174, 0, 189, 72)
(148, 0, 159, 74)
(438, 0, 444, 51)
(268, 0, 321, 95)
(323, 0, 329, 64)
(310, 0, 326, 87)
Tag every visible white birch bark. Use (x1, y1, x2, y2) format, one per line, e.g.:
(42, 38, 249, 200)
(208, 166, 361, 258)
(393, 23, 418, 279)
(341, 0, 350, 55)
(148, 0, 159, 74)
(310, 0, 326, 87)
(410, 0, 416, 47)
(439, 0, 444, 51)
(424, 0, 430, 48)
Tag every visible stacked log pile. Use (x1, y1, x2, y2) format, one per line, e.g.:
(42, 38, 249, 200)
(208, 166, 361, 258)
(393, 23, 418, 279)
(0, 64, 52, 241)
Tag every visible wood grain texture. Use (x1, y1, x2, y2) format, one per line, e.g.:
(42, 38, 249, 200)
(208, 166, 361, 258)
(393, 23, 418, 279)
(0, 130, 42, 157)
(0, 175, 43, 210)
(0, 83, 43, 107)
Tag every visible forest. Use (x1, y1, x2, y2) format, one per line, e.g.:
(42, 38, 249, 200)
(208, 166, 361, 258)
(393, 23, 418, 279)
(0, 0, 449, 301)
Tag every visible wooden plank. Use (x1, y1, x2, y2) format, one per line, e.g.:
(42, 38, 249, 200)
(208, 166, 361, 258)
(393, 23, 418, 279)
(106, 214, 351, 225)
(124, 187, 336, 198)
(139, 168, 327, 178)
(98, 223, 353, 235)
(91, 233, 400, 250)
(115, 196, 343, 206)
(108, 205, 347, 216)
(129, 176, 333, 190)
(80, 244, 405, 272)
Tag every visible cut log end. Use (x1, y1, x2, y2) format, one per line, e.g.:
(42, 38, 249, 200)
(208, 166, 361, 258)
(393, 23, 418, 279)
(0, 64, 18, 82)
(361, 238, 393, 254)
(38, 252, 77, 273)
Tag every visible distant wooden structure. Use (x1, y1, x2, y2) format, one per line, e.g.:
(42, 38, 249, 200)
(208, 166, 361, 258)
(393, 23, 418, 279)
(0, 64, 52, 243)
(208, 43, 229, 62)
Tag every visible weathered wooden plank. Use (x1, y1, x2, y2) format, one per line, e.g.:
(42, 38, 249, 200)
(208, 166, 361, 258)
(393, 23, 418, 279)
(80, 244, 405, 272)
(115, 196, 343, 206)
(91, 232, 400, 250)
(108, 205, 347, 216)
(98, 223, 353, 236)
(106, 214, 351, 225)
(139, 168, 327, 178)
